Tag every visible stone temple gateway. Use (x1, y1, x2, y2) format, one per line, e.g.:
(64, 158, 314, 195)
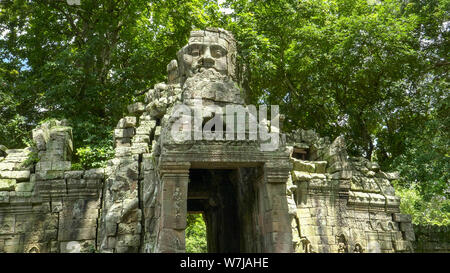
(0, 28, 416, 253)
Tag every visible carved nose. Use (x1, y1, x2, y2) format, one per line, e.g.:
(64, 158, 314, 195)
(201, 47, 215, 67)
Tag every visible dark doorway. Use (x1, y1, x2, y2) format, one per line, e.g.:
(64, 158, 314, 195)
(187, 168, 262, 253)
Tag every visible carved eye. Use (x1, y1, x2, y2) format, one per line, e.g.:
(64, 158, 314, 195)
(191, 49, 200, 57)
(189, 45, 201, 57)
(210, 45, 227, 58)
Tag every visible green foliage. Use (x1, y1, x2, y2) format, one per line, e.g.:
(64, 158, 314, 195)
(394, 184, 450, 226)
(0, 88, 29, 148)
(391, 116, 449, 199)
(185, 213, 207, 253)
(70, 162, 84, 171)
(22, 150, 39, 168)
(75, 141, 114, 169)
(225, 0, 431, 158)
(85, 243, 97, 253)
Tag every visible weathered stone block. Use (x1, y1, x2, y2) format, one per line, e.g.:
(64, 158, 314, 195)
(314, 161, 327, 173)
(310, 173, 326, 180)
(84, 168, 104, 179)
(61, 208, 100, 220)
(132, 135, 150, 144)
(115, 147, 132, 157)
(117, 117, 137, 129)
(58, 227, 97, 241)
(69, 177, 87, 187)
(127, 103, 145, 115)
(331, 170, 352, 180)
(136, 127, 150, 136)
(0, 191, 10, 203)
(0, 162, 18, 171)
(154, 126, 161, 137)
(0, 170, 30, 181)
(327, 162, 344, 173)
(366, 162, 380, 171)
(64, 171, 84, 179)
(115, 137, 131, 147)
(404, 230, 415, 242)
(142, 154, 154, 171)
(131, 143, 149, 154)
(393, 213, 412, 223)
(35, 161, 52, 171)
(51, 161, 71, 171)
(86, 179, 102, 189)
(399, 222, 414, 232)
(114, 128, 135, 139)
(140, 119, 157, 128)
(32, 128, 49, 151)
(35, 170, 64, 180)
(157, 229, 185, 253)
(15, 182, 35, 192)
(60, 219, 98, 229)
(393, 240, 410, 252)
(292, 171, 311, 181)
(385, 172, 399, 180)
(0, 179, 16, 191)
(292, 159, 315, 173)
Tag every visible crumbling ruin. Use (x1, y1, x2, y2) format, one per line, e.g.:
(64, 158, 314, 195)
(0, 28, 416, 253)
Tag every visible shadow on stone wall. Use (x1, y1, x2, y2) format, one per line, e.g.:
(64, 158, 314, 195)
(414, 225, 450, 253)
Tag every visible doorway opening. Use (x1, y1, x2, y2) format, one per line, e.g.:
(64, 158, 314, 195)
(187, 168, 262, 253)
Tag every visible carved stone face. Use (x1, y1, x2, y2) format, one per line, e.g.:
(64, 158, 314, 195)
(177, 29, 236, 82)
(184, 39, 228, 74)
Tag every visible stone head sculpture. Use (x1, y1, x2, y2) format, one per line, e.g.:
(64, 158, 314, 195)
(170, 28, 237, 85)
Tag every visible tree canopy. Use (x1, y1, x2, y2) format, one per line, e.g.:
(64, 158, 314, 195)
(0, 0, 448, 225)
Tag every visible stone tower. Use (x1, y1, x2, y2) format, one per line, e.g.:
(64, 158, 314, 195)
(98, 28, 294, 253)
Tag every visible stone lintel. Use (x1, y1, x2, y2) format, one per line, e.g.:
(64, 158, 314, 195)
(265, 161, 291, 183)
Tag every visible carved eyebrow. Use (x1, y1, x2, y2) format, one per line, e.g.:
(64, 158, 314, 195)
(187, 43, 228, 53)
(210, 44, 228, 53)
(186, 43, 201, 51)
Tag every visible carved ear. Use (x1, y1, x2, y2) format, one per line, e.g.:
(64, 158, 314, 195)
(176, 48, 186, 76)
(167, 59, 179, 84)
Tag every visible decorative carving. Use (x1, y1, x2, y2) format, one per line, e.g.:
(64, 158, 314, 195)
(300, 237, 315, 253)
(337, 234, 349, 253)
(353, 243, 364, 253)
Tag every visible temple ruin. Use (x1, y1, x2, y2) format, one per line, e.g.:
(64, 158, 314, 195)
(0, 28, 419, 253)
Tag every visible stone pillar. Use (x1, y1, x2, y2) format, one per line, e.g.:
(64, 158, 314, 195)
(33, 120, 73, 176)
(263, 160, 293, 253)
(156, 162, 190, 253)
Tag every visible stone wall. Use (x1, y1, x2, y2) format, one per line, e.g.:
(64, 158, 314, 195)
(414, 225, 450, 253)
(286, 129, 415, 253)
(0, 121, 418, 253)
(0, 120, 104, 253)
(97, 112, 163, 253)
